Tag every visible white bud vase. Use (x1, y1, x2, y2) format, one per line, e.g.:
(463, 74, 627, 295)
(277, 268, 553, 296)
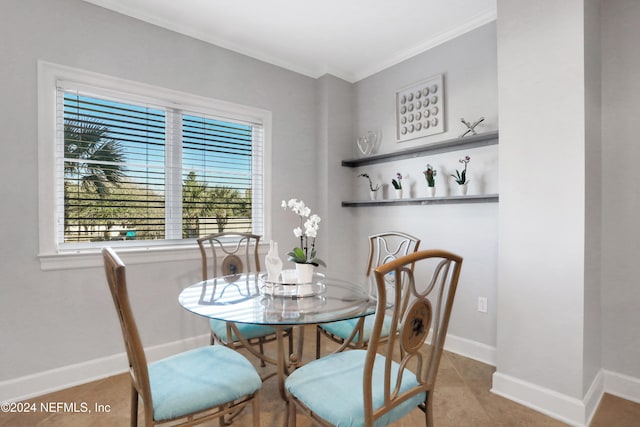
(295, 263, 314, 284)
(265, 241, 283, 282)
(369, 190, 378, 200)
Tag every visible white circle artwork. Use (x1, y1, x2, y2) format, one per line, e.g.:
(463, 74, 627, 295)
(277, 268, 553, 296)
(396, 74, 444, 142)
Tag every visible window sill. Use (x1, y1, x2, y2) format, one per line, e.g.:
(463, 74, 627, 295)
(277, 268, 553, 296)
(39, 242, 269, 271)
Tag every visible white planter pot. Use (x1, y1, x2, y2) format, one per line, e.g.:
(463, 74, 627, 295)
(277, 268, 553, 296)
(369, 190, 378, 200)
(295, 263, 314, 284)
(395, 189, 403, 199)
(428, 186, 436, 197)
(459, 184, 468, 196)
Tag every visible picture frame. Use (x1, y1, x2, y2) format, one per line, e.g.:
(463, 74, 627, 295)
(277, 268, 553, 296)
(395, 74, 445, 142)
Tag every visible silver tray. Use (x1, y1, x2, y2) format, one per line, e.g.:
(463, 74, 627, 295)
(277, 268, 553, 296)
(258, 271, 326, 297)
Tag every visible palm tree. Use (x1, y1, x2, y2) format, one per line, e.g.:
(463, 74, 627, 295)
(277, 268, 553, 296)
(208, 186, 241, 233)
(64, 118, 125, 196)
(182, 171, 209, 237)
(63, 117, 126, 238)
(181, 173, 244, 236)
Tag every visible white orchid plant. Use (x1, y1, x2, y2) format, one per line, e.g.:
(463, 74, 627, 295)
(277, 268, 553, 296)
(281, 199, 326, 267)
(451, 155, 471, 185)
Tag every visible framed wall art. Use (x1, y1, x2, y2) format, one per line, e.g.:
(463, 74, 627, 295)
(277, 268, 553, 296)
(395, 74, 445, 142)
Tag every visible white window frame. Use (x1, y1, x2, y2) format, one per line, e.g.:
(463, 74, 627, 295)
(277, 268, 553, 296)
(37, 61, 272, 270)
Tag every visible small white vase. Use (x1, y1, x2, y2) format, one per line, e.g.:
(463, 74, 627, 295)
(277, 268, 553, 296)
(459, 184, 468, 196)
(428, 186, 436, 197)
(395, 188, 403, 199)
(265, 241, 283, 282)
(369, 190, 378, 200)
(295, 263, 314, 284)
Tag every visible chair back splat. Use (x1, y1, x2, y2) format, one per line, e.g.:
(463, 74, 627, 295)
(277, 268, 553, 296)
(287, 249, 463, 427)
(197, 232, 261, 280)
(366, 231, 421, 276)
(315, 231, 420, 358)
(368, 249, 462, 425)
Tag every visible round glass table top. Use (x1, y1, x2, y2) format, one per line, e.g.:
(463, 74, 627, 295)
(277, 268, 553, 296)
(178, 272, 376, 326)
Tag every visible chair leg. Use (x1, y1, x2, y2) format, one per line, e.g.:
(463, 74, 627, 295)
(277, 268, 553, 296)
(130, 385, 138, 427)
(315, 326, 321, 359)
(288, 329, 294, 356)
(258, 338, 266, 367)
(252, 392, 261, 427)
(425, 391, 433, 427)
(288, 400, 297, 427)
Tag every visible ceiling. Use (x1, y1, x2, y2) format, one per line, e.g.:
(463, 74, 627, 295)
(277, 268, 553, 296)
(82, 0, 496, 83)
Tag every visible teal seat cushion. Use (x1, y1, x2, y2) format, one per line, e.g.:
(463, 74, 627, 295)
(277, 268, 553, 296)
(285, 350, 425, 427)
(210, 319, 277, 342)
(320, 314, 392, 343)
(148, 346, 261, 421)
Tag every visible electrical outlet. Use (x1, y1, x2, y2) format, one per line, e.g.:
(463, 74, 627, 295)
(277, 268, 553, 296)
(477, 297, 488, 313)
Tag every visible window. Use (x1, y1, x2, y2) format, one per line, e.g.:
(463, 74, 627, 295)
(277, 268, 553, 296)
(38, 62, 271, 268)
(60, 89, 262, 245)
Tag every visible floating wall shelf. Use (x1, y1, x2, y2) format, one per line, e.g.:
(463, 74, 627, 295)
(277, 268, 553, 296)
(342, 130, 499, 167)
(342, 194, 499, 207)
(341, 131, 499, 207)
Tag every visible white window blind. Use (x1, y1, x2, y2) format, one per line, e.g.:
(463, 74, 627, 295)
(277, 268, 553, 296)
(55, 84, 264, 249)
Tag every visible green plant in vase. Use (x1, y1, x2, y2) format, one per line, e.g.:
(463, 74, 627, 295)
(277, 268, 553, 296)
(451, 155, 471, 195)
(359, 173, 381, 200)
(391, 172, 403, 190)
(423, 164, 437, 187)
(423, 164, 437, 196)
(391, 172, 403, 198)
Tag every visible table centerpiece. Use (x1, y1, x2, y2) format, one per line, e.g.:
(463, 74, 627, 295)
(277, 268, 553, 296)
(281, 198, 326, 283)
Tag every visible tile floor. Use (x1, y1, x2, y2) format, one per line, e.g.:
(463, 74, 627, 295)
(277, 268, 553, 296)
(2, 326, 639, 426)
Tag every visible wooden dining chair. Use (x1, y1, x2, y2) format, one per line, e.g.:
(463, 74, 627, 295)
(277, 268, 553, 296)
(287, 249, 463, 427)
(102, 247, 261, 427)
(315, 231, 420, 358)
(197, 232, 292, 368)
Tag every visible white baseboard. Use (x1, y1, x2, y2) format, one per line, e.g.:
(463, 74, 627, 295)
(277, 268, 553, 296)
(491, 369, 610, 427)
(491, 371, 590, 426)
(603, 369, 640, 404)
(584, 370, 605, 426)
(441, 333, 497, 366)
(0, 334, 209, 403)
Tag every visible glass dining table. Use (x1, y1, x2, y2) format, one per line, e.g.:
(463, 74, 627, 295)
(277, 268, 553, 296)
(178, 271, 376, 400)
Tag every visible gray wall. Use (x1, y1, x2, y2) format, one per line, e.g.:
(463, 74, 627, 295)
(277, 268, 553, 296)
(601, 0, 640, 380)
(0, 0, 318, 384)
(316, 75, 358, 277)
(496, 0, 590, 400)
(350, 23, 499, 353)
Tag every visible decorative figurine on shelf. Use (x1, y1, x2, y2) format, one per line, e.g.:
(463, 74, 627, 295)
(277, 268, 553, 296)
(423, 164, 437, 197)
(356, 130, 380, 157)
(391, 172, 403, 199)
(359, 173, 381, 200)
(265, 240, 283, 282)
(460, 117, 485, 137)
(451, 156, 471, 195)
